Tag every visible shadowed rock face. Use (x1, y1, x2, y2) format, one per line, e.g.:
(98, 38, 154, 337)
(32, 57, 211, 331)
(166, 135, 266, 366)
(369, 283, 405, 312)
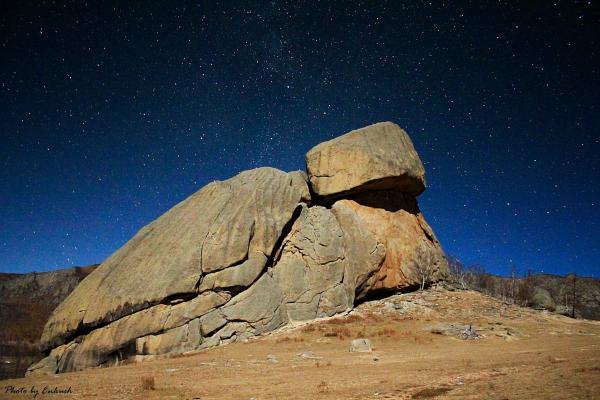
(30, 122, 449, 375)
(334, 190, 447, 295)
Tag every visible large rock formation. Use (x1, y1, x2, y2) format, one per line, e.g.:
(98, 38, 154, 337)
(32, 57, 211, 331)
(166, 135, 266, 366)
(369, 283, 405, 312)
(29, 121, 449, 375)
(306, 121, 426, 198)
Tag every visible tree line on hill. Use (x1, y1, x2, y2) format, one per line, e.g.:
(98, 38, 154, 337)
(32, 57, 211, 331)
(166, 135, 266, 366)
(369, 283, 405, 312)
(446, 255, 600, 320)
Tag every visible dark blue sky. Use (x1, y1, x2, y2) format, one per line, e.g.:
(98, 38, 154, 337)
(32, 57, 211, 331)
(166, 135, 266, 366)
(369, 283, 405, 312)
(1, 1, 598, 277)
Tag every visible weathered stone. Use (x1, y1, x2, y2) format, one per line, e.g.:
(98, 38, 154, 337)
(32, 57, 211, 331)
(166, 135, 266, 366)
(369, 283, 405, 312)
(36, 122, 449, 375)
(285, 296, 321, 321)
(198, 322, 254, 349)
(330, 201, 386, 302)
(221, 274, 287, 333)
(349, 338, 372, 353)
(317, 284, 349, 317)
(333, 190, 448, 295)
(306, 122, 426, 198)
(198, 253, 267, 292)
(162, 291, 230, 330)
(199, 309, 227, 336)
(274, 206, 350, 321)
(136, 319, 202, 355)
(41, 167, 310, 351)
(54, 291, 228, 372)
(26, 343, 74, 376)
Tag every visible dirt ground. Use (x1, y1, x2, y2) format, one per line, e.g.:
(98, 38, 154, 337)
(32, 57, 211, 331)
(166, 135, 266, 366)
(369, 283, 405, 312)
(2, 287, 599, 400)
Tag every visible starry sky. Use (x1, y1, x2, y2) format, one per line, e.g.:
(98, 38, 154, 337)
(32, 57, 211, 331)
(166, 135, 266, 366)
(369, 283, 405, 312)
(1, 1, 598, 277)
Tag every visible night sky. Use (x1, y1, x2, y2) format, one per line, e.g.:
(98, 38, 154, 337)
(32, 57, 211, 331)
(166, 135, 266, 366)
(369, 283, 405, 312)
(1, 1, 598, 277)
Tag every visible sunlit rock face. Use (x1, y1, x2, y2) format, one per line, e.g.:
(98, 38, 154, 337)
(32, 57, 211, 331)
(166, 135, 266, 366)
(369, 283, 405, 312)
(306, 121, 426, 198)
(29, 122, 448, 375)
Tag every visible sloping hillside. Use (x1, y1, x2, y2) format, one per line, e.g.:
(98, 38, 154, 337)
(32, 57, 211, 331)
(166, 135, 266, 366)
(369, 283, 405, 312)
(0, 265, 96, 379)
(460, 271, 600, 320)
(529, 274, 600, 319)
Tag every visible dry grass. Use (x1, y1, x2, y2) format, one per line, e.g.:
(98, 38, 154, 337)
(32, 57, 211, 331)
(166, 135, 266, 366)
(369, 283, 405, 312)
(325, 314, 364, 324)
(316, 380, 329, 393)
(375, 328, 397, 337)
(548, 356, 567, 364)
(275, 335, 304, 343)
(362, 313, 384, 323)
(323, 326, 352, 339)
(140, 375, 155, 390)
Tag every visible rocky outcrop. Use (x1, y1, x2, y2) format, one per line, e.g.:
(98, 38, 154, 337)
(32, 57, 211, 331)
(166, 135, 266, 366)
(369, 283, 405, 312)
(30, 122, 449, 375)
(40, 167, 309, 352)
(333, 190, 447, 294)
(306, 121, 426, 198)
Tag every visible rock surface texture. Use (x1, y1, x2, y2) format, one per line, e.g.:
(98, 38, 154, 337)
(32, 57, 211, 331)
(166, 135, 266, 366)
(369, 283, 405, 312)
(306, 121, 426, 198)
(29, 122, 449, 375)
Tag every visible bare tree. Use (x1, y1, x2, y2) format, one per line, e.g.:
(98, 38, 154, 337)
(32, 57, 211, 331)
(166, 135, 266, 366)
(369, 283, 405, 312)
(463, 264, 485, 290)
(509, 264, 517, 303)
(516, 270, 535, 306)
(568, 273, 578, 318)
(415, 262, 434, 291)
(448, 255, 468, 289)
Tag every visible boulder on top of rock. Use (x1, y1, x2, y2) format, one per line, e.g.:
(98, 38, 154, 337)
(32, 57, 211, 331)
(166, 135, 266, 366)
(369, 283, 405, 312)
(32, 122, 449, 375)
(305, 122, 426, 198)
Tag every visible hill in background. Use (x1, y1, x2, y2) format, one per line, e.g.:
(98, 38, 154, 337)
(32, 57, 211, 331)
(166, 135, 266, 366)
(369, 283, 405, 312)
(448, 256, 600, 320)
(0, 265, 97, 379)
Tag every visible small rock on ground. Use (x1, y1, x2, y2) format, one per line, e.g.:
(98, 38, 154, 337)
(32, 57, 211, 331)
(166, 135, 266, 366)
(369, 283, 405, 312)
(349, 338, 372, 352)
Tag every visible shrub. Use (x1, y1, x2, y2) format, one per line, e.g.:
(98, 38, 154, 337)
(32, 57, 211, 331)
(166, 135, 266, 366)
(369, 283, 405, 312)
(141, 375, 155, 390)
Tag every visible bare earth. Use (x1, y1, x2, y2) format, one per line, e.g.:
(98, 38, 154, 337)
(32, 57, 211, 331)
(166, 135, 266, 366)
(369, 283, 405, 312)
(2, 287, 599, 400)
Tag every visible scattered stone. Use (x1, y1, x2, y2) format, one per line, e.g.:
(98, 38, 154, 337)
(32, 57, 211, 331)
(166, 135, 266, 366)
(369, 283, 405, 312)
(428, 323, 466, 337)
(267, 354, 278, 363)
(296, 351, 322, 360)
(349, 338, 372, 353)
(460, 325, 481, 340)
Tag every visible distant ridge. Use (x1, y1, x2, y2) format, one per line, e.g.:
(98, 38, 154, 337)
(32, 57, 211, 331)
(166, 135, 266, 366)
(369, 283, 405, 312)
(0, 265, 97, 379)
(447, 259, 600, 321)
